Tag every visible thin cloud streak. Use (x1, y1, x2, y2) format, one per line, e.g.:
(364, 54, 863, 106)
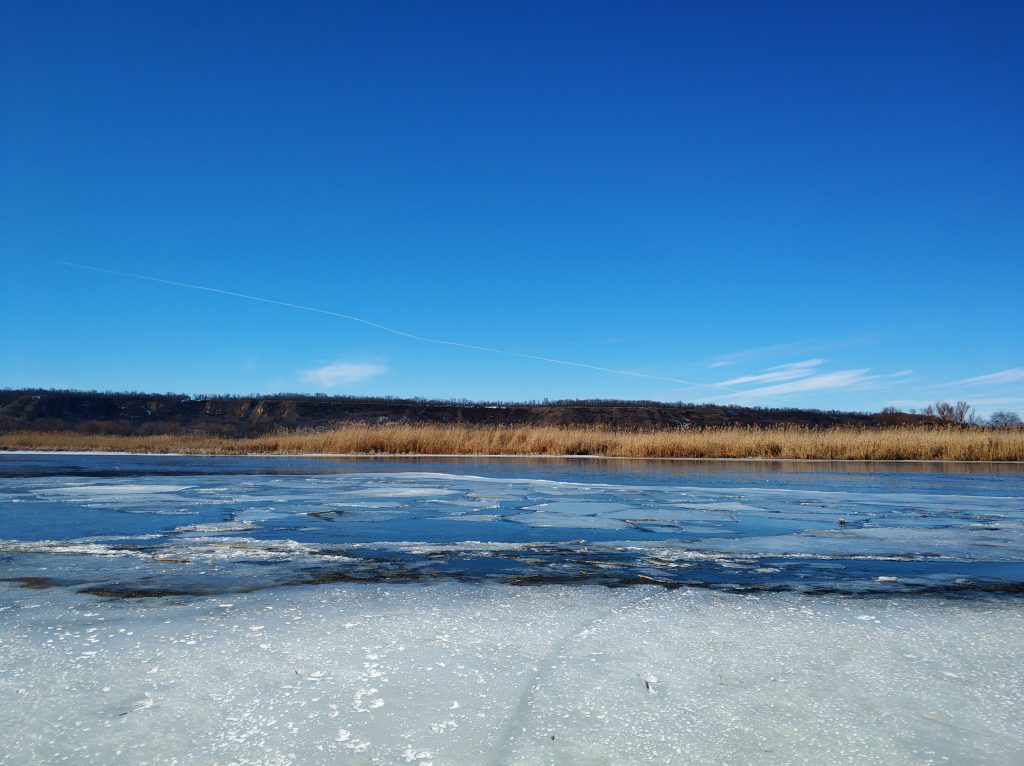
(58, 261, 705, 386)
(707, 337, 873, 369)
(722, 369, 871, 398)
(947, 368, 1024, 387)
(707, 342, 806, 368)
(719, 369, 913, 402)
(889, 396, 1024, 408)
(714, 359, 823, 387)
(301, 362, 386, 388)
(674, 358, 827, 395)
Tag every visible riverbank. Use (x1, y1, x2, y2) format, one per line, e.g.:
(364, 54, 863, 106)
(2, 424, 1022, 461)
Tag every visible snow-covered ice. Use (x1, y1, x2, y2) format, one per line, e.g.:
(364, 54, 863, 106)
(1, 581, 1021, 765)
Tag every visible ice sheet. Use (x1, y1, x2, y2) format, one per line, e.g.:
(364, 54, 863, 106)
(1, 582, 1021, 765)
(2, 456, 1021, 595)
(2, 456, 1021, 763)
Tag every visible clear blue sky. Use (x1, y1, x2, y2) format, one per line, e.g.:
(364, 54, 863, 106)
(2, 1, 1021, 415)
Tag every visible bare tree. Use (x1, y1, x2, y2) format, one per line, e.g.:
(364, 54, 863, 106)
(929, 400, 975, 425)
(989, 411, 1021, 428)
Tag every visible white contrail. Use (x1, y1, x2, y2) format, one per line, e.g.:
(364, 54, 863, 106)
(57, 261, 707, 387)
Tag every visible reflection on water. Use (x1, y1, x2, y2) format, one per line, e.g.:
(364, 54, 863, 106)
(1, 453, 1022, 597)
(5, 453, 1024, 478)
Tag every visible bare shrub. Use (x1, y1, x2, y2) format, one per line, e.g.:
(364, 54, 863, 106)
(990, 411, 1021, 428)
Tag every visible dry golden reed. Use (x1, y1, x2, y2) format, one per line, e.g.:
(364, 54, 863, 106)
(2, 424, 1023, 461)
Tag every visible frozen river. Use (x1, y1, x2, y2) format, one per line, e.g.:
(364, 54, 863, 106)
(1, 454, 1022, 764)
(2, 454, 1023, 596)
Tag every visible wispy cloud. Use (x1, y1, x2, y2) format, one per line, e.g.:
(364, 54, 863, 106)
(714, 359, 823, 387)
(672, 358, 904, 400)
(947, 368, 1024, 387)
(708, 343, 806, 368)
(722, 369, 872, 399)
(718, 368, 912, 402)
(301, 362, 387, 388)
(889, 396, 1024, 409)
(964, 396, 1024, 406)
(707, 337, 874, 369)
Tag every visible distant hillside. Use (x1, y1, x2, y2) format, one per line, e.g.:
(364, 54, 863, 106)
(0, 389, 928, 437)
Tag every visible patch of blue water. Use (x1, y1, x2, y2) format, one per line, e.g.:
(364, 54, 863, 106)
(1, 454, 1022, 597)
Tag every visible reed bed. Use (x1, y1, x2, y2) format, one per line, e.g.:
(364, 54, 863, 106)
(2, 424, 1023, 461)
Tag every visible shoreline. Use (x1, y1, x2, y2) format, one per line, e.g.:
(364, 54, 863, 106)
(3, 449, 1023, 465)
(3, 424, 1022, 461)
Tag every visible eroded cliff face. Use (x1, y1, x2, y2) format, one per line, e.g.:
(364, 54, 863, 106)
(0, 389, 919, 437)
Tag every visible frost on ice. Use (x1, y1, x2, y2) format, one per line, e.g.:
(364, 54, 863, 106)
(1, 581, 1022, 765)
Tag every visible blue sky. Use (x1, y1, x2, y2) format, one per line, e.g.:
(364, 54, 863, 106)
(1, 1, 1021, 415)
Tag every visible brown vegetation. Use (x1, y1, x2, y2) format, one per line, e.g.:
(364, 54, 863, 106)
(2, 424, 1022, 461)
(0, 389, 929, 437)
